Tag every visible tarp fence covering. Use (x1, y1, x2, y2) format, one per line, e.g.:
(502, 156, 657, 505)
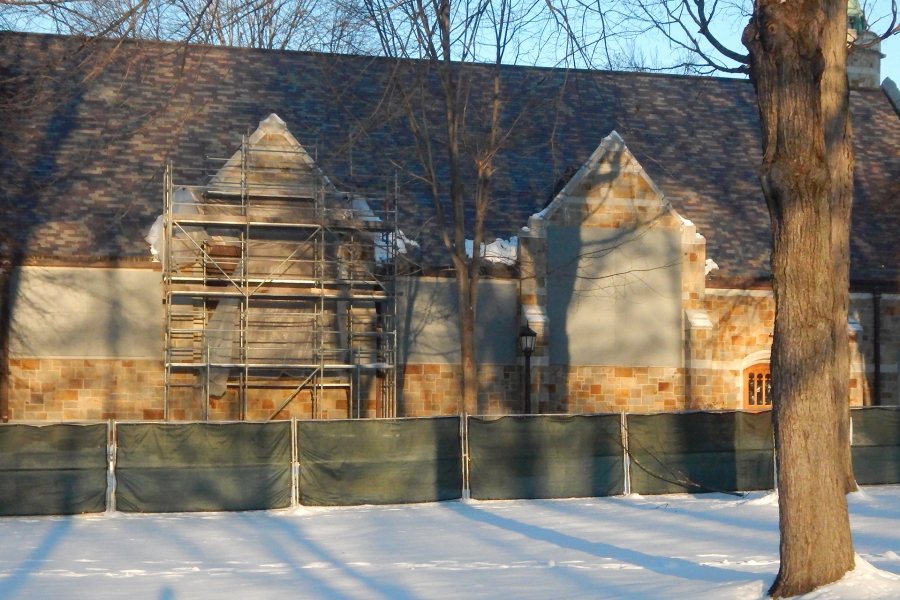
(626, 411, 774, 495)
(7, 409, 900, 515)
(0, 423, 108, 516)
(851, 407, 900, 485)
(467, 415, 624, 500)
(115, 422, 292, 512)
(297, 417, 462, 505)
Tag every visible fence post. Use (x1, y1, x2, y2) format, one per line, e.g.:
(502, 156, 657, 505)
(621, 412, 630, 496)
(291, 417, 299, 508)
(106, 419, 117, 513)
(461, 414, 469, 499)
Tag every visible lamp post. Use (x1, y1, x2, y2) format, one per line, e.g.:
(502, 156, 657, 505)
(519, 324, 537, 414)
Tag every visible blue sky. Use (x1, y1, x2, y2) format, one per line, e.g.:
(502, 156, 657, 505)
(702, 3, 898, 86)
(877, 35, 898, 83)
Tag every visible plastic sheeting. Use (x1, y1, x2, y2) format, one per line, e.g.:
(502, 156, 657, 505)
(627, 412, 774, 495)
(0, 424, 107, 516)
(298, 417, 462, 506)
(115, 422, 291, 512)
(851, 407, 900, 485)
(468, 415, 625, 500)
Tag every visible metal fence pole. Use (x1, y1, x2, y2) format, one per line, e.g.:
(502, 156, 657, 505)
(291, 417, 299, 508)
(461, 414, 470, 499)
(621, 412, 631, 496)
(107, 419, 117, 513)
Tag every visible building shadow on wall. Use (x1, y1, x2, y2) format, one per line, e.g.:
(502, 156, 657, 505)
(546, 215, 679, 416)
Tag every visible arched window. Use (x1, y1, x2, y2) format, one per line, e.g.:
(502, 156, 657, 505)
(743, 364, 772, 411)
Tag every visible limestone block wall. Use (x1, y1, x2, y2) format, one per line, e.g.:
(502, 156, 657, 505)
(543, 366, 687, 413)
(687, 289, 872, 409)
(398, 364, 519, 416)
(202, 386, 370, 421)
(8, 358, 165, 421)
(7, 358, 391, 422)
(7, 293, 897, 420)
(5, 244, 897, 421)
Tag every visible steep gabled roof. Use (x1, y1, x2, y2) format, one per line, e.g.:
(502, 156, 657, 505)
(1, 32, 898, 288)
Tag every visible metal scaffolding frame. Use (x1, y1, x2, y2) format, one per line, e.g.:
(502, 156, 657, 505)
(162, 135, 397, 420)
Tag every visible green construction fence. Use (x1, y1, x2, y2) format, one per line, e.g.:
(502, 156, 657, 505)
(114, 421, 292, 512)
(467, 414, 625, 500)
(0, 423, 108, 516)
(297, 416, 463, 505)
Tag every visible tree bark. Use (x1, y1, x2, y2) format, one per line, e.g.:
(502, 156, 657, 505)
(0, 265, 10, 423)
(743, 0, 856, 596)
(456, 270, 479, 414)
(0, 242, 19, 424)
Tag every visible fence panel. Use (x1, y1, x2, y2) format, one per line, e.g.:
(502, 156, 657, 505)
(627, 411, 774, 495)
(297, 417, 462, 506)
(0, 423, 108, 516)
(468, 414, 624, 500)
(852, 407, 900, 485)
(115, 422, 291, 512)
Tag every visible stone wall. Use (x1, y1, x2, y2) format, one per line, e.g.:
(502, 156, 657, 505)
(543, 366, 686, 413)
(7, 292, 897, 421)
(8, 358, 165, 421)
(398, 364, 520, 416)
(7, 359, 389, 421)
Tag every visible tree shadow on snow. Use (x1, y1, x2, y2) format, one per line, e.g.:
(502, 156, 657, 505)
(446, 502, 761, 586)
(0, 517, 73, 599)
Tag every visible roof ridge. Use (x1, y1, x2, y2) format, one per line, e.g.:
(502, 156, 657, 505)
(0, 29, 755, 86)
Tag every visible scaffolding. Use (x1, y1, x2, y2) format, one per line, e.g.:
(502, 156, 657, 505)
(162, 120, 397, 420)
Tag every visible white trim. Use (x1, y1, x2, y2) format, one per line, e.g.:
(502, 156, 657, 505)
(740, 350, 771, 371)
(689, 354, 881, 376)
(16, 265, 156, 274)
(685, 309, 713, 329)
(687, 357, 765, 371)
(523, 305, 549, 324)
(689, 359, 750, 371)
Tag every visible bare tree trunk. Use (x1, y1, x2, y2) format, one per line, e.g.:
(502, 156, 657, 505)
(0, 242, 20, 423)
(743, 0, 855, 596)
(0, 265, 10, 423)
(456, 271, 479, 414)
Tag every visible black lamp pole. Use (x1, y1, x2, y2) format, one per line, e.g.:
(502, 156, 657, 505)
(519, 325, 537, 414)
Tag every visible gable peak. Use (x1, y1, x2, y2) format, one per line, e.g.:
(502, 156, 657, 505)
(528, 130, 666, 230)
(258, 113, 288, 133)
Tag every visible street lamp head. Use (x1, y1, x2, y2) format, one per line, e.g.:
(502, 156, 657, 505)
(519, 324, 537, 356)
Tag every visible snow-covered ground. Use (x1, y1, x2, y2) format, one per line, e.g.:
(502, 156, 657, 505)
(1, 487, 899, 599)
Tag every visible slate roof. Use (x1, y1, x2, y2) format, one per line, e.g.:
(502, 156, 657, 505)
(1, 32, 899, 288)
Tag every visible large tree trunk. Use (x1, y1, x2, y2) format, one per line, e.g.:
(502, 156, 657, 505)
(743, 0, 856, 596)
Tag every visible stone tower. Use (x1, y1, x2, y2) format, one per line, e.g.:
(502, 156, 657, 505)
(846, 0, 884, 89)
